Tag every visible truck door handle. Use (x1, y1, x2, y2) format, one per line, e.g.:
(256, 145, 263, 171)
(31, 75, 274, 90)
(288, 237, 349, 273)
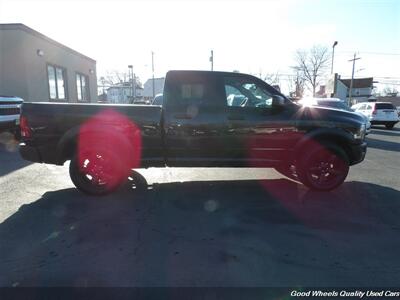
(228, 115, 244, 120)
(174, 113, 193, 119)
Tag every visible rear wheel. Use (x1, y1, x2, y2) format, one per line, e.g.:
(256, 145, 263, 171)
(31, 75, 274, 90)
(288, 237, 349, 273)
(125, 170, 148, 191)
(297, 143, 349, 191)
(385, 123, 394, 129)
(69, 148, 127, 196)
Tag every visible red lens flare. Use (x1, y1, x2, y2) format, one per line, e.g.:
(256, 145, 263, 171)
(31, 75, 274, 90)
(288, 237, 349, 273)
(246, 128, 349, 231)
(77, 109, 142, 191)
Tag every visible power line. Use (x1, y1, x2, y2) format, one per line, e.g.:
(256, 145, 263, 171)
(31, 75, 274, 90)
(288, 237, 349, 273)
(337, 51, 400, 56)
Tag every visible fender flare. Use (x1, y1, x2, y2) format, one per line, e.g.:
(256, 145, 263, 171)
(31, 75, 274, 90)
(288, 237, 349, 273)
(56, 126, 80, 164)
(293, 128, 354, 161)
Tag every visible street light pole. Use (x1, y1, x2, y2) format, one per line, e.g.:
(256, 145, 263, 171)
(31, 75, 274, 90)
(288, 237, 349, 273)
(133, 73, 136, 100)
(151, 51, 155, 99)
(331, 41, 338, 74)
(348, 53, 361, 106)
(210, 50, 214, 71)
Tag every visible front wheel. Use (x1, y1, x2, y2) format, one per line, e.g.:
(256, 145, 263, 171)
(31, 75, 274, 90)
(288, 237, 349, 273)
(297, 143, 349, 191)
(274, 163, 299, 181)
(69, 149, 127, 196)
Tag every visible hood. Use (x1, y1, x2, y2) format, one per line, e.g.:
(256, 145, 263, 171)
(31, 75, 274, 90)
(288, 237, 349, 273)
(0, 96, 24, 105)
(293, 104, 366, 128)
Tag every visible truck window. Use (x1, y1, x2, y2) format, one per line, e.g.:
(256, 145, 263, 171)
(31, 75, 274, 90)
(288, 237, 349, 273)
(181, 84, 204, 101)
(165, 72, 222, 108)
(224, 77, 273, 108)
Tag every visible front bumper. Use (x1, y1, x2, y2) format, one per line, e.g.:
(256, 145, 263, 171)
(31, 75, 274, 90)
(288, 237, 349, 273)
(370, 120, 399, 125)
(0, 119, 19, 131)
(349, 141, 367, 165)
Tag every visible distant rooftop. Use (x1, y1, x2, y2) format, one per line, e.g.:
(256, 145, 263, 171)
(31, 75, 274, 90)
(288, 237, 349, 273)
(340, 77, 373, 89)
(0, 23, 96, 62)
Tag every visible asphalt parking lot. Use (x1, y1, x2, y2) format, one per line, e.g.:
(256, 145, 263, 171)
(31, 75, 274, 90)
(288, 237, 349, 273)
(0, 125, 399, 287)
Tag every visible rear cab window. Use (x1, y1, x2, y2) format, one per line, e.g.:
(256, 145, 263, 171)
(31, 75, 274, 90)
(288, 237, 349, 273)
(164, 71, 224, 110)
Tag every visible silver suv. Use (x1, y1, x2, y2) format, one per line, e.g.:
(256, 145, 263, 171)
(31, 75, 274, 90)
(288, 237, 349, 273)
(352, 102, 399, 130)
(0, 95, 23, 135)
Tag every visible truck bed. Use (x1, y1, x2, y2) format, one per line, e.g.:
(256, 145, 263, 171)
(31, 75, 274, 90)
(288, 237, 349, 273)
(21, 102, 164, 166)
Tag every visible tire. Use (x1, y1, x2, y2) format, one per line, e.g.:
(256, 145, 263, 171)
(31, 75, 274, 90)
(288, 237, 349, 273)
(385, 123, 394, 130)
(69, 148, 127, 196)
(126, 170, 148, 191)
(274, 164, 299, 181)
(297, 142, 349, 191)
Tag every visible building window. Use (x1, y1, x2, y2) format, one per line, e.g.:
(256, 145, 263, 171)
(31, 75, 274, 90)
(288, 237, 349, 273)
(76, 73, 90, 102)
(47, 64, 67, 100)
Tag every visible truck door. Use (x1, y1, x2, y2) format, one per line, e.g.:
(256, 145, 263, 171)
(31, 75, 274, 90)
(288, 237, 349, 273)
(163, 71, 227, 166)
(222, 74, 299, 166)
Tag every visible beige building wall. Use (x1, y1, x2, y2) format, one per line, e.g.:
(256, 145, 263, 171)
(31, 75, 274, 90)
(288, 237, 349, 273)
(0, 24, 97, 103)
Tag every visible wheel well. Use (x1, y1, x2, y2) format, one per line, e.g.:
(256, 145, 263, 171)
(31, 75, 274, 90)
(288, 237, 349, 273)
(56, 138, 76, 164)
(57, 130, 142, 168)
(295, 135, 352, 163)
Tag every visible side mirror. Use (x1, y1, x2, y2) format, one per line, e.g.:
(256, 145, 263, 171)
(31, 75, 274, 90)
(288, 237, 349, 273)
(272, 95, 285, 107)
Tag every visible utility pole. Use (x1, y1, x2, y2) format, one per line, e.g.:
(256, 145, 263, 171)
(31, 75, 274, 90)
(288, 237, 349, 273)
(128, 65, 133, 103)
(152, 51, 155, 99)
(133, 73, 136, 100)
(210, 50, 214, 71)
(331, 41, 338, 74)
(348, 53, 361, 106)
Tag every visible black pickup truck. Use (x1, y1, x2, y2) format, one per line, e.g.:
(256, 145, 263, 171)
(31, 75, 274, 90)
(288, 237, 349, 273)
(20, 70, 367, 195)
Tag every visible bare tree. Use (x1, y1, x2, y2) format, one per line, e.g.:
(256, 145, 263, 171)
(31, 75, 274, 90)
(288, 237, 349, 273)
(382, 85, 398, 96)
(98, 70, 142, 88)
(293, 45, 331, 96)
(287, 71, 305, 98)
(102, 70, 129, 86)
(263, 72, 280, 86)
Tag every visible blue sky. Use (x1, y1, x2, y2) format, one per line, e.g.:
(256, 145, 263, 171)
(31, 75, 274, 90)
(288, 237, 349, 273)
(0, 0, 399, 92)
(289, 0, 399, 53)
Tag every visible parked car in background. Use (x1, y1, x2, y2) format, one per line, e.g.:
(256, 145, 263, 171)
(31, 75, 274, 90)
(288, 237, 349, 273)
(352, 102, 399, 129)
(133, 98, 151, 105)
(152, 94, 163, 106)
(0, 95, 23, 138)
(298, 97, 371, 134)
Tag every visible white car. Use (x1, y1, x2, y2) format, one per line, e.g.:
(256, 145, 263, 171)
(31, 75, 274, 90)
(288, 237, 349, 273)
(298, 97, 371, 134)
(352, 102, 399, 129)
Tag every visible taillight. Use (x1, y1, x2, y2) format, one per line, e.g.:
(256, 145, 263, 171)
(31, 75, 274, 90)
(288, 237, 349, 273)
(20, 116, 32, 138)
